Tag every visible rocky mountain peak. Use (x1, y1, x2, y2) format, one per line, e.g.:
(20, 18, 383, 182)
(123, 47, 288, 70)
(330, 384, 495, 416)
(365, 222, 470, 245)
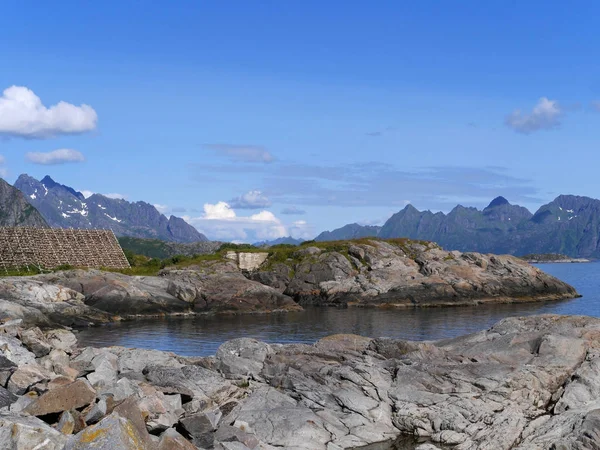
(0, 178, 48, 227)
(486, 196, 510, 209)
(14, 174, 208, 243)
(40, 175, 85, 200)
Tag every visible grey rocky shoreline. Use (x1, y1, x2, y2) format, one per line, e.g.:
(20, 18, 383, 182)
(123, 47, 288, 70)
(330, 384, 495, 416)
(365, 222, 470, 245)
(0, 238, 587, 449)
(0, 314, 599, 449)
(0, 239, 580, 328)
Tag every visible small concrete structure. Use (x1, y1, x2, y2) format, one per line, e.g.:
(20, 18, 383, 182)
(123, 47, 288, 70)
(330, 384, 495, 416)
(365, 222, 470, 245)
(225, 251, 269, 271)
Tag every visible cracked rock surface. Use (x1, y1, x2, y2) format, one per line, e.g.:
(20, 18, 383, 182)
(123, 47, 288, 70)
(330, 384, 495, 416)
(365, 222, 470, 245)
(0, 315, 599, 448)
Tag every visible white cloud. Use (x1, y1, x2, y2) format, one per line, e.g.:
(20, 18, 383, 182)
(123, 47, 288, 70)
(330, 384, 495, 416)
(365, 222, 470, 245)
(79, 190, 126, 200)
(0, 86, 97, 139)
(229, 190, 271, 209)
(153, 204, 169, 214)
(250, 210, 278, 221)
(289, 220, 314, 239)
(204, 144, 274, 163)
(26, 148, 85, 165)
(204, 201, 236, 219)
(505, 97, 562, 134)
(187, 201, 287, 241)
(104, 193, 126, 200)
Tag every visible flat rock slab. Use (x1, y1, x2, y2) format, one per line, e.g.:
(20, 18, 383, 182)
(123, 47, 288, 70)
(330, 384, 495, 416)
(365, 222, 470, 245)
(24, 379, 96, 416)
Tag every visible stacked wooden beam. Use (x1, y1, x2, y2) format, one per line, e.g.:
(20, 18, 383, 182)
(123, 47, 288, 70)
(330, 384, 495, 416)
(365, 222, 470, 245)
(0, 227, 130, 272)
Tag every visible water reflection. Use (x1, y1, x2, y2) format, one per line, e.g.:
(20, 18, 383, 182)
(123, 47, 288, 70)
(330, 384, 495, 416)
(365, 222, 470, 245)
(76, 263, 596, 357)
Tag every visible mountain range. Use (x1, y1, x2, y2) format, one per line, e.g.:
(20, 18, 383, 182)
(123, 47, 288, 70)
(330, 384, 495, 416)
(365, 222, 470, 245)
(316, 195, 600, 258)
(13, 174, 207, 243)
(253, 236, 305, 247)
(5, 173, 600, 258)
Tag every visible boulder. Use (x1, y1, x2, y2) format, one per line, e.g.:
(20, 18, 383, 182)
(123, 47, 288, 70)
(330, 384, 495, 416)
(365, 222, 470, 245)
(137, 384, 183, 432)
(57, 410, 76, 435)
(45, 329, 77, 353)
(24, 379, 96, 416)
(9, 391, 38, 413)
(84, 397, 107, 424)
(0, 354, 17, 387)
(0, 386, 17, 409)
(113, 396, 155, 449)
(158, 428, 198, 450)
(180, 409, 222, 448)
(0, 412, 68, 449)
(20, 327, 52, 357)
(64, 413, 151, 449)
(0, 334, 36, 366)
(7, 363, 50, 395)
(39, 348, 79, 379)
(86, 352, 118, 388)
(99, 377, 143, 402)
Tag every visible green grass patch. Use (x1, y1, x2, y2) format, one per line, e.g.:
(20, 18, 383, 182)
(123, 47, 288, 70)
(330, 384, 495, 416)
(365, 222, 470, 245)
(0, 264, 75, 277)
(2, 237, 437, 278)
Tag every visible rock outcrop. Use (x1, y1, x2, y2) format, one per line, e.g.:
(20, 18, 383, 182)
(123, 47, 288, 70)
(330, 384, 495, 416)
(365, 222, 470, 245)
(1, 315, 600, 448)
(249, 239, 578, 307)
(28, 264, 301, 322)
(0, 239, 577, 328)
(0, 278, 114, 327)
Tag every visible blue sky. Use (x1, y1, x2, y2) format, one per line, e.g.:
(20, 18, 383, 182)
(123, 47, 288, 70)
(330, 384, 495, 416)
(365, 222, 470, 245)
(1, 1, 600, 241)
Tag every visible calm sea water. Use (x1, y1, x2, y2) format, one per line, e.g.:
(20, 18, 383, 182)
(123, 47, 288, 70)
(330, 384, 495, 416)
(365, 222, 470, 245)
(75, 263, 600, 356)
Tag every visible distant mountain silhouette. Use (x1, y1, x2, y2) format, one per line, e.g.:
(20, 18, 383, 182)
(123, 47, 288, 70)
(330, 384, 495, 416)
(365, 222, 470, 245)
(253, 236, 305, 247)
(314, 195, 600, 258)
(315, 223, 381, 242)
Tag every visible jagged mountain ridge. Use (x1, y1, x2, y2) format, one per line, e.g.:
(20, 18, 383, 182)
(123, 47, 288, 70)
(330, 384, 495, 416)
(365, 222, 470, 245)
(315, 223, 382, 242)
(14, 174, 207, 243)
(0, 178, 49, 228)
(316, 195, 600, 258)
(253, 236, 305, 247)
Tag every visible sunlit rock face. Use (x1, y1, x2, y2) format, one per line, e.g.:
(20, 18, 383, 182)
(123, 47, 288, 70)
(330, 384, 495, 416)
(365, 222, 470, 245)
(225, 251, 269, 271)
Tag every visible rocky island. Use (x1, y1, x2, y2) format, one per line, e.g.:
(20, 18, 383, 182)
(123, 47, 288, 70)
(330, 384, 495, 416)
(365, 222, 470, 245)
(0, 239, 579, 326)
(0, 314, 599, 449)
(520, 253, 592, 263)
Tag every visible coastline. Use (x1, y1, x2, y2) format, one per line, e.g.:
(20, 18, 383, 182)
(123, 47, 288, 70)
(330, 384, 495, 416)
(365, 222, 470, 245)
(527, 258, 592, 263)
(1, 314, 600, 449)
